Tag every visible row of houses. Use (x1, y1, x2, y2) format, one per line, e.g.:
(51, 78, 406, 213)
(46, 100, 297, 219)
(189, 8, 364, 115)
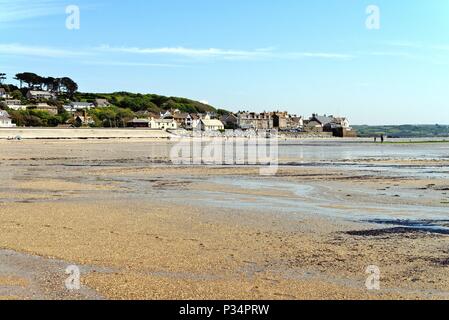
(221, 112, 304, 130)
(219, 112, 354, 136)
(231, 112, 350, 132)
(126, 109, 354, 136)
(127, 111, 225, 131)
(3, 89, 65, 101)
(2, 99, 59, 114)
(63, 99, 111, 112)
(1, 88, 355, 135)
(0, 90, 113, 127)
(303, 114, 355, 137)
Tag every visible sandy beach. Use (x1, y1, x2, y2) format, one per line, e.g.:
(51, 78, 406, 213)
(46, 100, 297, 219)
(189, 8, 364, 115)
(0, 139, 448, 299)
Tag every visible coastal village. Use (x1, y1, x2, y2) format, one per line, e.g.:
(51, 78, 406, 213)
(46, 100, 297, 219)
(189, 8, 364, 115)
(0, 73, 356, 137)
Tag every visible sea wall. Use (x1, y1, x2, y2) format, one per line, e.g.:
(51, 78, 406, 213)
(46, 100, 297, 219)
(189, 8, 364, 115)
(0, 128, 173, 140)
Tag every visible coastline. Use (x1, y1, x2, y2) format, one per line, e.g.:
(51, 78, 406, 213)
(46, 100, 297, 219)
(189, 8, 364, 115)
(2, 128, 449, 143)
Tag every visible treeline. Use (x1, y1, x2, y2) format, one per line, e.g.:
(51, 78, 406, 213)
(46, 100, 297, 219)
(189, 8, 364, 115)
(1, 72, 78, 98)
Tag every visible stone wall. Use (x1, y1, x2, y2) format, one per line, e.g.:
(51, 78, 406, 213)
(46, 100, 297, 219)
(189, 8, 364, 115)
(0, 128, 173, 139)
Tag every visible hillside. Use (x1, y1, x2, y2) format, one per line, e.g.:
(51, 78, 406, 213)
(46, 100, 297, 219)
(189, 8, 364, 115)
(2, 86, 230, 127)
(75, 92, 228, 115)
(353, 125, 449, 138)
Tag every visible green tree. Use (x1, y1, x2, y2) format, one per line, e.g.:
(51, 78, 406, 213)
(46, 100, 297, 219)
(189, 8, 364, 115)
(60, 77, 78, 98)
(14, 72, 42, 89)
(11, 90, 23, 100)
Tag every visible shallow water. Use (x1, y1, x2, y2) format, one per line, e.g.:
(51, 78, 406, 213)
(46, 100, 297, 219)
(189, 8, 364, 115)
(278, 141, 449, 162)
(1, 140, 448, 232)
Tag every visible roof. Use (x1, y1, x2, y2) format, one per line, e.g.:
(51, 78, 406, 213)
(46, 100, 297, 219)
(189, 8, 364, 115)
(36, 103, 55, 107)
(28, 90, 54, 96)
(221, 114, 237, 121)
(128, 118, 149, 123)
(0, 110, 11, 118)
(201, 119, 224, 126)
(33, 103, 57, 110)
(332, 117, 348, 125)
(71, 102, 93, 107)
(147, 113, 160, 119)
(312, 115, 334, 125)
(173, 113, 189, 119)
(5, 100, 21, 104)
(306, 120, 322, 127)
(289, 116, 303, 123)
(154, 119, 176, 123)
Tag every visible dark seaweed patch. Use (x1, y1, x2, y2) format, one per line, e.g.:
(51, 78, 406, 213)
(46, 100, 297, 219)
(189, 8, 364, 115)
(347, 219, 449, 237)
(346, 227, 435, 237)
(431, 258, 449, 266)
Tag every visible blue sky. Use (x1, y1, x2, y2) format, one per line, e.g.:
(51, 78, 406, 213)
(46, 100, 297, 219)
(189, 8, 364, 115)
(1, 0, 449, 124)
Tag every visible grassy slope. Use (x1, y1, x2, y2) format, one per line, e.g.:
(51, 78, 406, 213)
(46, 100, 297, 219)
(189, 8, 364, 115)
(75, 92, 226, 114)
(353, 125, 449, 138)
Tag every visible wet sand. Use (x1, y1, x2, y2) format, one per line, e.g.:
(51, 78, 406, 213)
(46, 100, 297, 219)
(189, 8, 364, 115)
(0, 139, 448, 300)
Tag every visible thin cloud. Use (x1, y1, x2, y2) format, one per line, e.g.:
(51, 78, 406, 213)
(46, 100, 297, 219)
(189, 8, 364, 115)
(0, 42, 354, 63)
(80, 60, 186, 68)
(97, 45, 354, 61)
(0, 0, 64, 23)
(385, 41, 423, 49)
(283, 52, 354, 60)
(363, 51, 416, 58)
(97, 45, 272, 59)
(385, 41, 449, 53)
(0, 43, 87, 58)
(0, 43, 185, 67)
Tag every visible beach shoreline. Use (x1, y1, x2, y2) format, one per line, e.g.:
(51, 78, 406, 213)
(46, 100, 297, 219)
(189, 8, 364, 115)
(0, 140, 448, 300)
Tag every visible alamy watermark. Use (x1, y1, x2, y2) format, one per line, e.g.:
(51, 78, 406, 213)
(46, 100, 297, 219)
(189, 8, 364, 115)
(365, 265, 381, 290)
(66, 5, 80, 30)
(65, 265, 81, 291)
(170, 129, 279, 176)
(366, 5, 380, 30)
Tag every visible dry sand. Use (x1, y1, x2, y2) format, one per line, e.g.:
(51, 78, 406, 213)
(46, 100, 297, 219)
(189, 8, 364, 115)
(0, 139, 448, 300)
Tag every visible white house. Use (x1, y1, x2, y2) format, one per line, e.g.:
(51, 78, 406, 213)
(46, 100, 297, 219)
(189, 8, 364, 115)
(333, 117, 350, 129)
(0, 88, 10, 99)
(29, 103, 58, 115)
(0, 110, 16, 127)
(198, 119, 225, 131)
(6, 104, 27, 111)
(1, 100, 27, 111)
(149, 118, 178, 130)
(4, 99, 20, 105)
(64, 102, 94, 112)
(73, 115, 95, 126)
(26, 90, 56, 100)
(288, 115, 304, 129)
